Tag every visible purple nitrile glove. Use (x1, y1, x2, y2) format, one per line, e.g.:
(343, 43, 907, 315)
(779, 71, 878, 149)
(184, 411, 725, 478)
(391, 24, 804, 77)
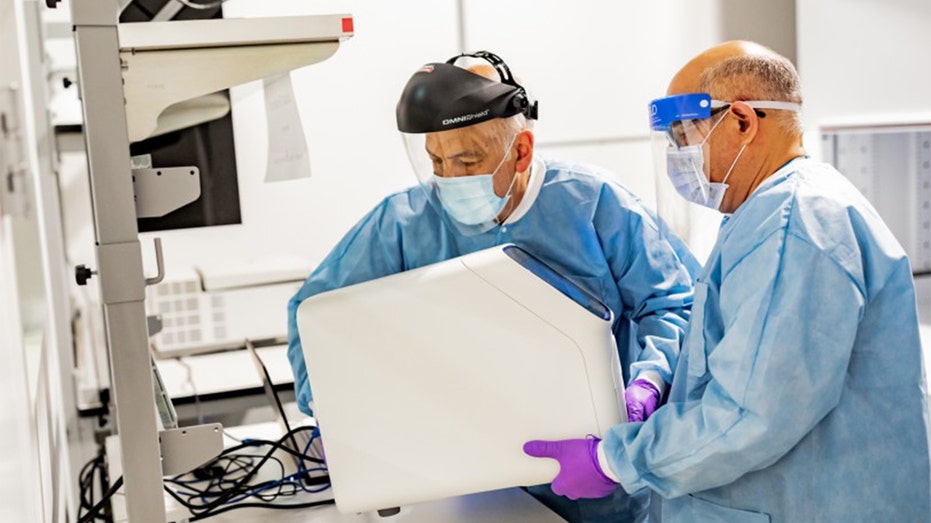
(522, 437, 618, 500)
(625, 378, 661, 423)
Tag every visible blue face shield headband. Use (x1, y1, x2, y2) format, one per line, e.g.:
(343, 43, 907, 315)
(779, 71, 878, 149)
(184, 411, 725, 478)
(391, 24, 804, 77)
(650, 93, 713, 136)
(650, 93, 801, 143)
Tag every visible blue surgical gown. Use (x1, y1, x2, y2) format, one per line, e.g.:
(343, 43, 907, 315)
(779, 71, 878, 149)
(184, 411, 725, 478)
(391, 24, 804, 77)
(603, 158, 931, 522)
(287, 157, 699, 522)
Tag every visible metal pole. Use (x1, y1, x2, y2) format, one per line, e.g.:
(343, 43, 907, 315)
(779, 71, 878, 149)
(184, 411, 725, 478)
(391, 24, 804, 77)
(69, 0, 166, 521)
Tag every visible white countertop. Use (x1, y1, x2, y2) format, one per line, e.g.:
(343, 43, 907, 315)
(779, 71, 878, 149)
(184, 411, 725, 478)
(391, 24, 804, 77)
(109, 422, 565, 523)
(155, 344, 292, 398)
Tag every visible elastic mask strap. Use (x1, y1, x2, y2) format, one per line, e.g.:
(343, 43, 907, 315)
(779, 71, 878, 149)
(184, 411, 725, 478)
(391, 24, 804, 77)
(699, 110, 729, 147)
(721, 143, 747, 185)
(494, 134, 524, 221)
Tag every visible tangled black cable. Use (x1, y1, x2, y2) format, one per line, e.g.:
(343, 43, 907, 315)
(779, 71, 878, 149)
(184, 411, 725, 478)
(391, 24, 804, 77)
(77, 425, 332, 522)
(77, 449, 117, 523)
(165, 425, 333, 519)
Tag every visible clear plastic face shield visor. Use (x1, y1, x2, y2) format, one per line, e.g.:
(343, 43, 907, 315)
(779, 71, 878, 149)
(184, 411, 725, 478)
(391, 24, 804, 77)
(649, 93, 728, 211)
(395, 54, 538, 236)
(402, 117, 522, 235)
(650, 93, 803, 210)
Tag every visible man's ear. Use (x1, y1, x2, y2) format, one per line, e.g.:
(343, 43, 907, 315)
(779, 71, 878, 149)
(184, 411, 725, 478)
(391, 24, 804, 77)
(514, 129, 535, 173)
(729, 102, 759, 143)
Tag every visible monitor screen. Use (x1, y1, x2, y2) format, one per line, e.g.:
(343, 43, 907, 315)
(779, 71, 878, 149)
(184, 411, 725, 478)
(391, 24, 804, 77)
(130, 114, 242, 232)
(122, 0, 242, 232)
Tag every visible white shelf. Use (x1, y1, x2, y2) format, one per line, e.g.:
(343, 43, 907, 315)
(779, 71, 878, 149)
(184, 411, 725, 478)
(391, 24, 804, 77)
(117, 14, 353, 51)
(117, 14, 355, 142)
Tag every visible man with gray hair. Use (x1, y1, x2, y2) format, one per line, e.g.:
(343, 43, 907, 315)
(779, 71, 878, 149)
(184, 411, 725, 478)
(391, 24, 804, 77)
(287, 51, 700, 522)
(524, 40, 931, 521)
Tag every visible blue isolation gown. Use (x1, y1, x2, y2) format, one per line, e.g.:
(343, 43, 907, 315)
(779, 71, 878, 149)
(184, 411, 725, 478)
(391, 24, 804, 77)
(603, 158, 931, 522)
(287, 157, 700, 522)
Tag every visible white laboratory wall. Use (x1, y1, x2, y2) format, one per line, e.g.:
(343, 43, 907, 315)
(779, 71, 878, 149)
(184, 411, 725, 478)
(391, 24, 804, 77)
(0, 226, 41, 523)
(124, 0, 793, 278)
(797, 0, 931, 148)
(796, 0, 931, 325)
(462, 1, 716, 142)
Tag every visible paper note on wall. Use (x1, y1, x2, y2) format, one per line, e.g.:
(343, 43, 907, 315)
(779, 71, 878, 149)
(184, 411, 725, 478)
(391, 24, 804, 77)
(263, 73, 311, 182)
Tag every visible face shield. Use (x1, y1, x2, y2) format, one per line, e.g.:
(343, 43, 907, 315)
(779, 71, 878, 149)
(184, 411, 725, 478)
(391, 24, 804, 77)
(649, 93, 729, 211)
(396, 54, 538, 235)
(649, 93, 802, 260)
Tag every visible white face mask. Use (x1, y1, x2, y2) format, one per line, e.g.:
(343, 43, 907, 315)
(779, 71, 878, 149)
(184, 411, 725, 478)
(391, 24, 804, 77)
(665, 114, 745, 211)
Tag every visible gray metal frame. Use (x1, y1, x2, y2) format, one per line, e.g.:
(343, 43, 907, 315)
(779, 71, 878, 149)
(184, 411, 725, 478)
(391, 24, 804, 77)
(64, 3, 353, 519)
(69, 1, 167, 521)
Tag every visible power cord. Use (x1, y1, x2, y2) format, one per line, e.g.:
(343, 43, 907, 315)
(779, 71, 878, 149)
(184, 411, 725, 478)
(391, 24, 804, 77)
(165, 427, 333, 521)
(77, 476, 123, 523)
(77, 449, 116, 523)
(76, 425, 331, 521)
(176, 357, 203, 425)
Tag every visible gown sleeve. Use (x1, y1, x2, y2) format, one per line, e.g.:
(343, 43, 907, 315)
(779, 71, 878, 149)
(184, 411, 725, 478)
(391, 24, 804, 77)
(594, 184, 699, 388)
(602, 229, 864, 497)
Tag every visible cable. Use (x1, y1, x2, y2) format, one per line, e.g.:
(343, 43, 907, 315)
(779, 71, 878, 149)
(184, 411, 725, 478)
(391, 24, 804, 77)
(164, 425, 332, 519)
(296, 428, 330, 494)
(223, 429, 244, 443)
(187, 498, 335, 520)
(77, 425, 330, 521)
(77, 450, 114, 522)
(77, 476, 123, 523)
(176, 358, 203, 424)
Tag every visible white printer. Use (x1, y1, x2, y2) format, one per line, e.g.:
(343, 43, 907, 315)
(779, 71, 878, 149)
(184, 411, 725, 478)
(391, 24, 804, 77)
(297, 244, 627, 513)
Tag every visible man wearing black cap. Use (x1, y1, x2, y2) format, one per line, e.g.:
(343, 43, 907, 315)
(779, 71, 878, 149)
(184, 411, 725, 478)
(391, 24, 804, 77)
(287, 51, 699, 523)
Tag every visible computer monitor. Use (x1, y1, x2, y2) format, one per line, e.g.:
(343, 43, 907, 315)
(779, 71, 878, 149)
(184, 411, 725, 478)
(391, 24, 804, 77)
(297, 244, 627, 513)
(121, 0, 242, 233)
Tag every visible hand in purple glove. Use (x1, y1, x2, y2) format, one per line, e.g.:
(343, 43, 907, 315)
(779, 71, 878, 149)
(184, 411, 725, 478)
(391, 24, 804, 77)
(522, 437, 618, 500)
(625, 378, 661, 423)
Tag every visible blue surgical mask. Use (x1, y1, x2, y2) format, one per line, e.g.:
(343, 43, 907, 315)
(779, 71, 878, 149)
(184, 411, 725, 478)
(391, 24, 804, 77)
(433, 173, 510, 225)
(665, 114, 744, 210)
(666, 145, 728, 210)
